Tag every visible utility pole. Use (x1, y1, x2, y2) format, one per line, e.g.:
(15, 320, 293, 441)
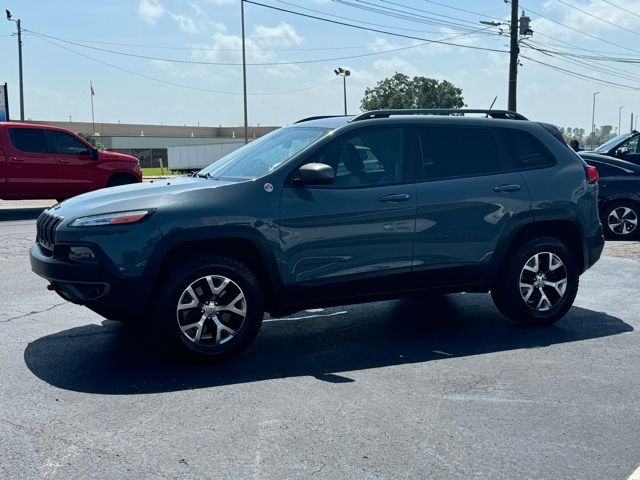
(6, 10, 24, 120)
(618, 106, 624, 135)
(508, 0, 519, 112)
(240, 0, 248, 145)
(591, 92, 599, 146)
(90, 81, 96, 135)
(334, 68, 351, 115)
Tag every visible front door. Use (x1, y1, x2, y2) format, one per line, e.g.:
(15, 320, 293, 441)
(48, 129, 97, 196)
(6, 127, 59, 198)
(412, 125, 531, 285)
(618, 135, 640, 166)
(279, 126, 417, 298)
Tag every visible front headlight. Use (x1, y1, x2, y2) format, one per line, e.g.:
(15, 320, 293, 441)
(70, 210, 151, 227)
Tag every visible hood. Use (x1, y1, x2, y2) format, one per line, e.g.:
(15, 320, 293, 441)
(99, 150, 138, 163)
(50, 176, 238, 220)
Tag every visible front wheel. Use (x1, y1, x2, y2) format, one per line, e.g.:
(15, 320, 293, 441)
(491, 237, 579, 326)
(602, 201, 639, 239)
(154, 256, 264, 360)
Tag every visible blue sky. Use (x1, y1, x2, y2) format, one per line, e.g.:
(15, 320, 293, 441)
(2, 0, 640, 132)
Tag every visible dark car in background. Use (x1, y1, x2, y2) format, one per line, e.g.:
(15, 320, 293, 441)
(589, 130, 640, 166)
(580, 151, 640, 239)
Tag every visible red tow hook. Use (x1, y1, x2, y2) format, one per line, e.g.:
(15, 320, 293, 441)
(47, 284, 55, 291)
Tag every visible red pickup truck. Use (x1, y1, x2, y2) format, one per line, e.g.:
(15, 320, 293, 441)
(0, 122, 142, 201)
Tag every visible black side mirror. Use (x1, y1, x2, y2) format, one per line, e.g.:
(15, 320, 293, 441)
(297, 163, 334, 185)
(91, 148, 99, 160)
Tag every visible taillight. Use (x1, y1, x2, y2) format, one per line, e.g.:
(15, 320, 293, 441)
(586, 165, 598, 184)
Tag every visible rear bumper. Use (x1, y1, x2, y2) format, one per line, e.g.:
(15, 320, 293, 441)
(30, 243, 147, 322)
(583, 224, 604, 273)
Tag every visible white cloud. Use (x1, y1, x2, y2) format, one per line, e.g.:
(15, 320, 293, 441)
(253, 22, 303, 48)
(170, 13, 200, 34)
(138, 0, 165, 25)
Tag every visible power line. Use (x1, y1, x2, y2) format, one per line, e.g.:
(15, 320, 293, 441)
(557, 0, 640, 37)
(521, 54, 640, 91)
(26, 28, 497, 66)
(599, 0, 640, 19)
(30, 34, 341, 96)
(421, 0, 496, 20)
(520, 2, 640, 55)
(276, 0, 477, 35)
(244, 0, 509, 54)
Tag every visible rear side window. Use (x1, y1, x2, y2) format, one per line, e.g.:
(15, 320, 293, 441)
(418, 126, 501, 181)
(9, 128, 48, 153)
(499, 129, 556, 170)
(49, 130, 90, 155)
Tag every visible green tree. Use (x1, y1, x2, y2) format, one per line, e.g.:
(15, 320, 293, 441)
(77, 132, 104, 150)
(361, 72, 465, 111)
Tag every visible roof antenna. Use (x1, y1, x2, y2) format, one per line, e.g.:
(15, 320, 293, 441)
(486, 96, 498, 117)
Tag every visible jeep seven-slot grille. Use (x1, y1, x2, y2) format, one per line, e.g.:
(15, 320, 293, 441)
(36, 212, 63, 251)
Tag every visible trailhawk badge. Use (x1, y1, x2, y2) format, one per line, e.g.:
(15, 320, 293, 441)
(263, 183, 274, 193)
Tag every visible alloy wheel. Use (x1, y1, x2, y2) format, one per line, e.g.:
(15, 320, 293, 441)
(607, 207, 638, 236)
(176, 275, 247, 346)
(519, 252, 568, 312)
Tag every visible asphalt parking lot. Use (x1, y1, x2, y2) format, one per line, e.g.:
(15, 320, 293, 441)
(1, 216, 639, 479)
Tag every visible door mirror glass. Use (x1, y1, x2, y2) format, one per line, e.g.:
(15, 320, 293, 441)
(297, 163, 335, 185)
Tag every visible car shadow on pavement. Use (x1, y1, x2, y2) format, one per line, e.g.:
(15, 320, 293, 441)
(23, 293, 632, 395)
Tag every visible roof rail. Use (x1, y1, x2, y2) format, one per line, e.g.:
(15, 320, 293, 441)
(294, 115, 349, 124)
(350, 109, 528, 122)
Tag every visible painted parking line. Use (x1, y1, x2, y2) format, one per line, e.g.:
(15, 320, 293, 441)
(627, 465, 640, 480)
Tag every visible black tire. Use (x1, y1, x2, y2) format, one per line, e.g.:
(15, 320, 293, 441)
(491, 237, 579, 326)
(602, 200, 639, 240)
(107, 175, 136, 187)
(153, 256, 264, 360)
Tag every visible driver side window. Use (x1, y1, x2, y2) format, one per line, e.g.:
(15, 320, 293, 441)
(308, 127, 405, 187)
(623, 136, 639, 153)
(49, 130, 91, 155)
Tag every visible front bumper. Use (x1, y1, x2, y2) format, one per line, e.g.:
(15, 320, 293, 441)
(30, 243, 148, 322)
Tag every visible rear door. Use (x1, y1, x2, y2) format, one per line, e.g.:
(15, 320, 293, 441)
(412, 124, 531, 285)
(6, 127, 59, 198)
(47, 129, 98, 196)
(279, 126, 417, 297)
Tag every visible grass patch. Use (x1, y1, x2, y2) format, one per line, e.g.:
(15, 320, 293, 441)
(141, 167, 175, 177)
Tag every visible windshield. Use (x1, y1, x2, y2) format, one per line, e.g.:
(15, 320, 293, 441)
(594, 133, 631, 153)
(198, 126, 332, 180)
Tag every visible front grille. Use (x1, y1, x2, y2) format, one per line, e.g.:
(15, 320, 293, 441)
(36, 211, 63, 251)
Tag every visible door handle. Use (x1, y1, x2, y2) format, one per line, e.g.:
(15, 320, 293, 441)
(58, 159, 70, 164)
(493, 184, 521, 193)
(379, 193, 411, 203)
(10, 157, 24, 162)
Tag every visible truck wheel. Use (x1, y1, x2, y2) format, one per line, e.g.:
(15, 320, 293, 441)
(154, 256, 264, 360)
(107, 175, 136, 187)
(602, 201, 639, 239)
(491, 237, 578, 326)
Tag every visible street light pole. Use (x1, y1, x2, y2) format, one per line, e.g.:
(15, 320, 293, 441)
(618, 106, 624, 135)
(334, 67, 351, 115)
(591, 91, 599, 145)
(6, 10, 24, 121)
(240, 0, 248, 145)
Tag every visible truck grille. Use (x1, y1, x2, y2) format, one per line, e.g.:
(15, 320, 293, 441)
(36, 211, 63, 251)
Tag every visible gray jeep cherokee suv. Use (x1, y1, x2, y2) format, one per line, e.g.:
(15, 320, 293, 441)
(30, 109, 604, 360)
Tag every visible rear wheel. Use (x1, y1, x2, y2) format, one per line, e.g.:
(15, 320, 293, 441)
(491, 237, 578, 325)
(154, 256, 264, 360)
(602, 201, 639, 239)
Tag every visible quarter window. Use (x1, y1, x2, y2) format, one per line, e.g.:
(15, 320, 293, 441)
(9, 128, 48, 153)
(418, 126, 501, 181)
(498, 129, 556, 170)
(308, 128, 405, 187)
(49, 130, 91, 155)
